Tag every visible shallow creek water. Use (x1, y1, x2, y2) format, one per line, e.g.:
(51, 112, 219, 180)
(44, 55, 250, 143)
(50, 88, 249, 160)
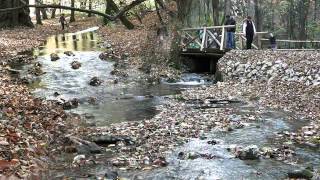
(16, 28, 319, 179)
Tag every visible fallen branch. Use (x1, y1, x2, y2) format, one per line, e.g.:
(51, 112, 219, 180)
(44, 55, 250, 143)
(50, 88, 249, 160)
(0, 0, 147, 21)
(27, 4, 113, 19)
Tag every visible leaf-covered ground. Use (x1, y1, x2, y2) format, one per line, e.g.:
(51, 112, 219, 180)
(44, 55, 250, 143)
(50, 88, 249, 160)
(0, 16, 101, 178)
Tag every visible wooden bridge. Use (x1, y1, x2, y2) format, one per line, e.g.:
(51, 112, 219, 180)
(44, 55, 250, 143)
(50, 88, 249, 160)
(180, 25, 320, 58)
(179, 25, 320, 73)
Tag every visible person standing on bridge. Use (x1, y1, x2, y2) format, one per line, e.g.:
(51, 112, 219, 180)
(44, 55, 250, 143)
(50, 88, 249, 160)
(242, 16, 256, 49)
(225, 15, 236, 49)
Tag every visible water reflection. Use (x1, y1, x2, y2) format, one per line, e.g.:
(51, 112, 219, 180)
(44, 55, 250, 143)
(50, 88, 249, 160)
(34, 31, 99, 56)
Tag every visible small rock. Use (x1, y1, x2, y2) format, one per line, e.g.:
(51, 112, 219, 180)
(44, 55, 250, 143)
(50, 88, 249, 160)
(88, 97, 97, 105)
(72, 155, 86, 166)
(53, 92, 60, 97)
(89, 77, 102, 86)
(65, 146, 77, 153)
(237, 145, 259, 160)
(62, 98, 79, 110)
(207, 140, 218, 145)
(104, 171, 119, 180)
(64, 51, 75, 56)
(71, 61, 81, 69)
(153, 157, 168, 167)
(50, 53, 60, 61)
(186, 152, 200, 160)
(91, 135, 133, 146)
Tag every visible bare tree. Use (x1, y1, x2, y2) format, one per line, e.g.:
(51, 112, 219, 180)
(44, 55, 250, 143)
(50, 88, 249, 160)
(70, 0, 76, 22)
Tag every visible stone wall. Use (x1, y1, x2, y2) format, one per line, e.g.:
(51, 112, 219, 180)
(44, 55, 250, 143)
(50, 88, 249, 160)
(218, 50, 320, 86)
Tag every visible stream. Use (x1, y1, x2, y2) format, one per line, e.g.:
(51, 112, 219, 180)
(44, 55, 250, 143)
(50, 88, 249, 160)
(14, 28, 319, 179)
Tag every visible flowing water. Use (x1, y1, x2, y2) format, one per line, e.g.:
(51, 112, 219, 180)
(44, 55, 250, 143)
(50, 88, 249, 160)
(19, 28, 184, 125)
(15, 28, 319, 179)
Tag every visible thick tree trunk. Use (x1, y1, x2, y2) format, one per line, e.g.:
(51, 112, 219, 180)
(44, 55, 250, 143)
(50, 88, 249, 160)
(70, 0, 76, 22)
(0, 0, 33, 28)
(177, 0, 217, 27)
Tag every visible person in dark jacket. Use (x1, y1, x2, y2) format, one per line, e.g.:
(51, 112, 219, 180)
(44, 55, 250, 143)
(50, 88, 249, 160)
(59, 14, 66, 30)
(242, 16, 256, 49)
(225, 15, 236, 49)
(269, 33, 277, 50)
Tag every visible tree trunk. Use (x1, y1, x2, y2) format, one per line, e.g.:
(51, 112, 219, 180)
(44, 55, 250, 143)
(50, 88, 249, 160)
(40, 8, 48, 19)
(88, 0, 92, 17)
(212, 0, 220, 26)
(270, 0, 274, 31)
(155, 0, 164, 25)
(0, 0, 33, 28)
(105, 0, 134, 29)
(288, 0, 295, 40)
(224, 0, 231, 16)
(35, 0, 42, 24)
(314, 0, 318, 21)
(297, 0, 310, 47)
(36, 8, 42, 24)
(70, 0, 75, 22)
(253, 0, 261, 32)
(104, 0, 112, 24)
(51, 8, 56, 18)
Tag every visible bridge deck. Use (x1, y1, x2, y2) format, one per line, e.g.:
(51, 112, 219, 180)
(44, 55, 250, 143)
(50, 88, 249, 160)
(181, 48, 228, 58)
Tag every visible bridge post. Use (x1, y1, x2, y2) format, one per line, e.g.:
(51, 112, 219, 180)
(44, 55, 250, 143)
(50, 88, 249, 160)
(257, 34, 262, 49)
(200, 27, 207, 51)
(220, 26, 225, 51)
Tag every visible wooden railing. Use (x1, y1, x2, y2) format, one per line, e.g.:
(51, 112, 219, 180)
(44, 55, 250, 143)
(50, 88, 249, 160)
(235, 32, 268, 50)
(180, 26, 320, 51)
(260, 39, 320, 50)
(181, 25, 235, 51)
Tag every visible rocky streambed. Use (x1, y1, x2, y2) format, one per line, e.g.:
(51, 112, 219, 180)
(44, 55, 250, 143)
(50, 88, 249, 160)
(3, 25, 319, 179)
(39, 48, 319, 179)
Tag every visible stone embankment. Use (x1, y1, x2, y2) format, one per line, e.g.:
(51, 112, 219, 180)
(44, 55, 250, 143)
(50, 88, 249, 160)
(220, 50, 320, 86)
(218, 50, 320, 147)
